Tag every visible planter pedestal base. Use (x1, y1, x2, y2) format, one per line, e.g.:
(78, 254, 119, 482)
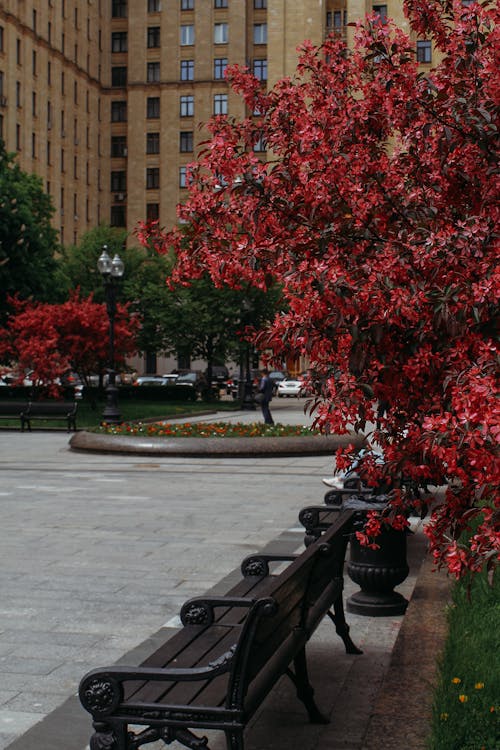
(347, 589, 408, 617)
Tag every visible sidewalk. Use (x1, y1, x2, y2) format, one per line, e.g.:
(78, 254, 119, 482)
(0, 402, 450, 749)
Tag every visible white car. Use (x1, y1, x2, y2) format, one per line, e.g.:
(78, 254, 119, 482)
(277, 378, 303, 398)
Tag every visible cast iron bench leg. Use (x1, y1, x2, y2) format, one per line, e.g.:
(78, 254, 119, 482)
(89, 720, 125, 750)
(327, 596, 363, 655)
(287, 647, 329, 725)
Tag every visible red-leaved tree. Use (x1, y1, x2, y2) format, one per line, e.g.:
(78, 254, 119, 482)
(0, 294, 138, 395)
(139, 0, 499, 577)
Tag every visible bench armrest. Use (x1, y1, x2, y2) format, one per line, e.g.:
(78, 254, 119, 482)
(240, 553, 297, 578)
(79, 650, 237, 718)
(299, 506, 342, 530)
(180, 595, 256, 626)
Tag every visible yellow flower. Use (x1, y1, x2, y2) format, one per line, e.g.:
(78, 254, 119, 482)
(458, 694, 468, 703)
(474, 682, 485, 690)
(440, 713, 449, 721)
(451, 677, 461, 684)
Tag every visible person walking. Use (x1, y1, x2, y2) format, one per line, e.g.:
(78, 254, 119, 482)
(258, 368, 274, 425)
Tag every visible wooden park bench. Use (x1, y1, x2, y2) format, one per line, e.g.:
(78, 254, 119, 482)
(79, 509, 361, 750)
(0, 401, 29, 429)
(21, 401, 78, 432)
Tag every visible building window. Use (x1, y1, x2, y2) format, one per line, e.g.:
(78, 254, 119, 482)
(215, 0, 228, 7)
(253, 23, 267, 44)
(148, 0, 161, 10)
(180, 131, 193, 152)
(147, 96, 160, 118)
(147, 62, 160, 82)
(416, 40, 432, 64)
(180, 59, 194, 80)
(111, 100, 127, 122)
(214, 57, 227, 79)
(147, 27, 161, 48)
(179, 166, 187, 188)
(146, 167, 160, 189)
(254, 0, 267, 8)
(253, 135, 266, 152)
(180, 95, 194, 117)
(214, 23, 228, 44)
(111, 171, 126, 192)
(146, 202, 159, 221)
(32, 132, 36, 158)
(111, 32, 128, 52)
(180, 25, 194, 45)
(213, 93, 228, 115)
(16, 81, 21, 107)
(32, 91, 37, 116)
(32, 51, 37, 76)
(111, 136, 127, 158)
(16, 39, 21, 65)
(373, 5, 388, 23)
(112, 67, 127, 87)
(146, 132, 160, 154)
(0, 26, 4, 53)
(253, 59, 267, 81)
(111, 205, 126, 227)
(112, 0, 127, 18)
(16, 123, 21, 150)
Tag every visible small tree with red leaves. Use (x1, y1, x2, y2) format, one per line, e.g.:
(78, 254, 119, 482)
(139, 1, 499, 577)
(0, 294, 138, 395)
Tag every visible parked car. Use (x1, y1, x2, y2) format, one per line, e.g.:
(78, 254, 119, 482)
(205, 366, 229, 390)
(277, 377, 304, 398)
(175, 371, 206, 398)
(268, 370, 287, 395)
(134, 375, 174, 386)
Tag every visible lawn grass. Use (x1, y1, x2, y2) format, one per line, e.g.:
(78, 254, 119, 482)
(429, 568, 499, 750)
(0, 398, 240, 430)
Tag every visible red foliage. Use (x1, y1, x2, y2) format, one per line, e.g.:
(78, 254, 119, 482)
(0, 293, 138, 395)
(138, 2, 499, 576)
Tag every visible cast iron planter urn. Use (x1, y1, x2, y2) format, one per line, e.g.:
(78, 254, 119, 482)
(346, 499, 410, 617)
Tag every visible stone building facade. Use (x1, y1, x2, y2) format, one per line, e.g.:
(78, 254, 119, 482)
(0, 1, 432, 246)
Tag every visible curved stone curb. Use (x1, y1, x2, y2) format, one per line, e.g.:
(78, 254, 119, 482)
(69, 430, 366, 457)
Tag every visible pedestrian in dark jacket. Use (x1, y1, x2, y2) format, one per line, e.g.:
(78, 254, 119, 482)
(258, 368, 274, 425)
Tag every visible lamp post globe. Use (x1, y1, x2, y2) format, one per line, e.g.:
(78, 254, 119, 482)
(98, 245, 124, 424)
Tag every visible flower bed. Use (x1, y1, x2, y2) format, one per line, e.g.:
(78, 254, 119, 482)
(97, 421, 320, 438)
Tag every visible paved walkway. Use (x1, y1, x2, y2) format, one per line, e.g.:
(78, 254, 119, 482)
(0, 401, 448, 749)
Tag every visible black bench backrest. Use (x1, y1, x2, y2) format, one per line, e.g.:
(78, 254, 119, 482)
(0, 401, 28, 416)
(27, 401, 77, 416)
(227, 511, 353, 710)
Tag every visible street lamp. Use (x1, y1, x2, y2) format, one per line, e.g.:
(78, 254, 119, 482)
(97, 245, 124, 424)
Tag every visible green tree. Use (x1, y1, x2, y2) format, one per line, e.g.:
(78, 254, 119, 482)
(126, 242, 282, 383)
(56, 225, 145, 304)
(162, 276, 280, 382)
(0, 141, 58, 322)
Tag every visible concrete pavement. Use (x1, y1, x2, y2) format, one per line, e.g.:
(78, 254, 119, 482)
(0, 401, 442, 749)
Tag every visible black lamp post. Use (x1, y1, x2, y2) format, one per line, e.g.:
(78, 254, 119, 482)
(97, 246, 124, 424)
(239, 298, 256, 410)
